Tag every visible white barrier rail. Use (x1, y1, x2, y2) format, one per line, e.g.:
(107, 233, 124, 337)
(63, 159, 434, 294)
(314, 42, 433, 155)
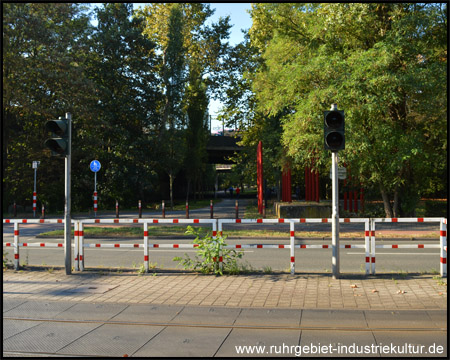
(3, 217, 446, 276)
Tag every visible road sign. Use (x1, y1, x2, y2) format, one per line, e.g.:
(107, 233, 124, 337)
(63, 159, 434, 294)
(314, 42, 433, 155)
(90, 160, 101, 173)
(329, 166, 347, 180)
(32, 161, 40, 169)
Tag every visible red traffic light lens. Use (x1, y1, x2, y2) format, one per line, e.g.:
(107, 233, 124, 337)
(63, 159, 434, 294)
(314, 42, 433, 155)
(326, 132, 343, 148)
(325, 111, 343, 128)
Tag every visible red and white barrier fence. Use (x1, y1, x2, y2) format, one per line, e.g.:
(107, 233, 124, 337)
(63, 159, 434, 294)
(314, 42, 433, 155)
(3, 217, 447, 277)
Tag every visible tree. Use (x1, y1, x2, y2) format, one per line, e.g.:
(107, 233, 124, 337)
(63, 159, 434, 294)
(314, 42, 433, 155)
(247, 3, 447, 216)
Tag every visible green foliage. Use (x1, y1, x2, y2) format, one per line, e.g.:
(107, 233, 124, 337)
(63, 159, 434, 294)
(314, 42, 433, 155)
(173, 226, 244, 275)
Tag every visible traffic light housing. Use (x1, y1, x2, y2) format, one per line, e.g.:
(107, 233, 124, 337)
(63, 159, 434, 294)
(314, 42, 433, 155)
(44, 118, 69, 156)
(324, 110, 345, 152)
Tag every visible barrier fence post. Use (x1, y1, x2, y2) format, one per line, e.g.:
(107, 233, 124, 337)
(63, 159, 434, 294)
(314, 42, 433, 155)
(365, 220, 370, 275)
(440, 219, 447, 277)
(116, 200, 119, 218)
(210, 200, 213, 219)
(79, 222, 84, 271)
(14, 222, 19, 270)
(74, 221, 79, 271)
(144, 222, 149, 273)
(93, 191, 98, 218)
(290, 221, 295, 274)
(370, 219, 376, 275)
(162, 200, 165, 218)
(139, 200, 142, 218)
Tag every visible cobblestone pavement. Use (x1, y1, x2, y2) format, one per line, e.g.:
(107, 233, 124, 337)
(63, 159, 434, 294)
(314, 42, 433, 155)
(3, 268, 447, 310)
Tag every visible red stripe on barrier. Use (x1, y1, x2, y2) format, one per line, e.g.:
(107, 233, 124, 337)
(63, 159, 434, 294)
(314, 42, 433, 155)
(22, 219, 27, 223)
(440, 231, 447, 237)
(344, 218, 350, 223)
(418, 244, 424, 248)
(365, 231, 370, 236)
(39, 219, 45, 223)
(322, 245, 329, 248)
(114, 244, 120, 247)
(133, 219, 138, 223)
(257, 219, 263, 223)
(278, 219, 284, 223)
(194, 244, 199, 248)
(40, 243, 45, 247)
(114, 219, 119, 223)
(95, 244, 101, 247)
(6, 243, 11, 246)
(173, 219, 179, 223)
(219, 256, 223, 262)
(153, 219, 159, 223)
(95, 219, 100, 223)
(14, 230, 19, 236)
(80, 231, 84, 236)
(23, 243, 28, 246)
(392, 218, 398, 222)
(392, 245, 398, 248)
(57, 219, 63, 223)
(74, 231, 79, 236)
(365, 257, 370, 263)
(236, 219, 241, 223)
(236, 245, 241, 248)
(134, 244, 139, 248)
(194, 219, 199, 223)
(144, 255, 149, 261)
(173, 244, 179, 248)
(75, 257, 78, 261)
(300, 245, 306, 248)
(370, 231, 375, 236)
(257, 245, 263, 248)
(80, 255, 83, 260)
(144, 231, 148, 236)
(322, 219, 328, 223)
(290, 231, 295, 237)
(278, 245, 285, 248)
(440, 257, 446, 264)
(417, 218, 424, 222)
(212, 231, 217, 237)
(371, 257, 376, 263)
(15, 254, 19, 259)
(290, 256, 295, 262)
(300, 219, 306, 223)
(345, 245, 351, 248)
(58, 243, 63, 247)
(153, 244, 159, 248)
(5, 219, 10, 223)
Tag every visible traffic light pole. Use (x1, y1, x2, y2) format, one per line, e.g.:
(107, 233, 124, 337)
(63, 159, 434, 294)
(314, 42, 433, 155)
(64, 112, 72, 275)
(331, 151, 340, 279)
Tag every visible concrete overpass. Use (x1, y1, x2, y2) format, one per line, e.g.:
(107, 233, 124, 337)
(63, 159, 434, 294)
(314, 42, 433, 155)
(206, 135, 242, 164)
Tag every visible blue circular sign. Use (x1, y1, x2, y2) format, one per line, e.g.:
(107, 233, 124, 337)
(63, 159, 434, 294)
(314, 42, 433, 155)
(90, 160, 101, 172)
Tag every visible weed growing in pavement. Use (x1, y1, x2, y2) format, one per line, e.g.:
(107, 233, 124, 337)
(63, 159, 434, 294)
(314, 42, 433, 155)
(173, 226, 244, 275)
(263, 266, 273, 274)
(433, 275, 446, 286)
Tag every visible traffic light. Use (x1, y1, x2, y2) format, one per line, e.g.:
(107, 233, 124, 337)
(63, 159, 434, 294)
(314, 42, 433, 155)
(44, 118, 69, 157)
(324, 110, 345, 152)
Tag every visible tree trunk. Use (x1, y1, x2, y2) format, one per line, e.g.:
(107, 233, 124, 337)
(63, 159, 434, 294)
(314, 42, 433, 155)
(380, 184, 393, 218)
(169, 173, 174, 210)
(393, 188, 399, 218)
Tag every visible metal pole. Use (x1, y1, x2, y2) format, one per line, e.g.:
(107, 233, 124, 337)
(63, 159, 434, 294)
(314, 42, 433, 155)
(94, 172, 97, 218)
(331, 151, 340, 279)
(33, 167, 37, 217)
(64, 112, 72, 275)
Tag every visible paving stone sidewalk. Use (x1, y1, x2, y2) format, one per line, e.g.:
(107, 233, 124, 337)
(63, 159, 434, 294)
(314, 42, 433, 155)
(3, 269, 447, 310)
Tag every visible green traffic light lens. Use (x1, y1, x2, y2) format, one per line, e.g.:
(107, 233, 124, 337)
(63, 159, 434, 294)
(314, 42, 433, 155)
(326, 132, 343, 148)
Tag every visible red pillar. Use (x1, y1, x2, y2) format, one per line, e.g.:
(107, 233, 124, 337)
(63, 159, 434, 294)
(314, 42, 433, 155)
(315, 169, 319, 202)
(305, 167, 310, 201)
(257, 141, 263, 214)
